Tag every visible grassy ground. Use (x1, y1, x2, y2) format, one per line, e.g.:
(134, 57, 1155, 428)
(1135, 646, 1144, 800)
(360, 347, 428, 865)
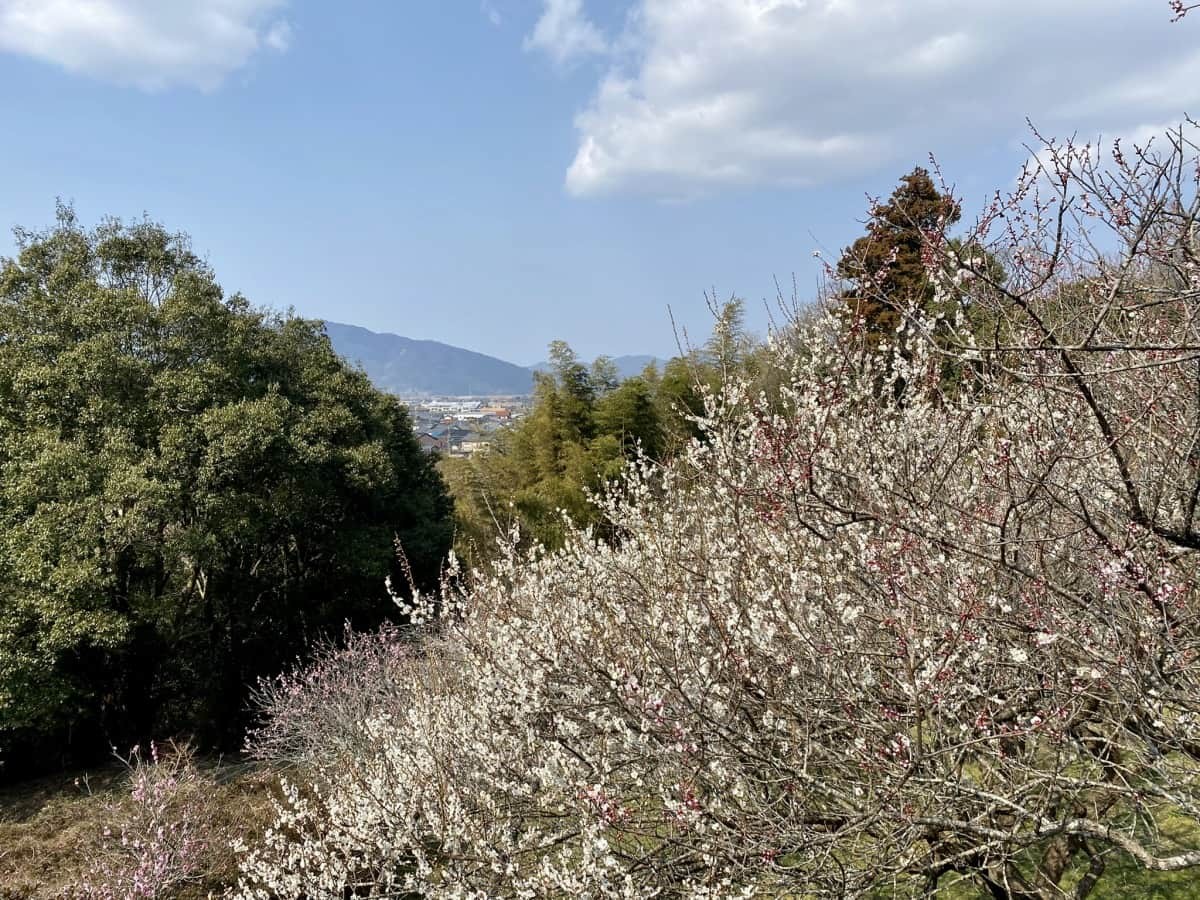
(5, 768, 1200, 898)
(886, 832, 1200, 900)
(0, 767, 124, 899)
(0, 759, 276, 899)
(920, 862, 1200, 899)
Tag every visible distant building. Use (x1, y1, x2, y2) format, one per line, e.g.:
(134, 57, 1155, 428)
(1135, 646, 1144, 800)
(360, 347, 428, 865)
(459, 433, 492, 455)
(425, 400, 483, 414)
(429, 425, 472, 448)
(417, 432, 447, 453)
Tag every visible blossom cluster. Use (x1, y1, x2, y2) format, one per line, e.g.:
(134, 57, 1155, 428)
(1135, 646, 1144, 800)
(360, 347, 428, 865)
(71, 742, 215, 899)
(237, 122, 1200, 897)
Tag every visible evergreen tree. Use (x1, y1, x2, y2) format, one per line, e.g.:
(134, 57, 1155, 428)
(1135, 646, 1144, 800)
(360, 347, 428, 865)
(836, 167, 961, 347)
(441, 321, 768, 565)
(0, 208, 453, 769)
(594, 377, 663, 462)
(835, 168, 1005, 396)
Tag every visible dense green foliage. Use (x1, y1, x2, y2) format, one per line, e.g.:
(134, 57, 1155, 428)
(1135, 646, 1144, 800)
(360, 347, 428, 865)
(441, 343, 673, 560)
(440, 303, 775, 564)
(0, 209, 452, 770)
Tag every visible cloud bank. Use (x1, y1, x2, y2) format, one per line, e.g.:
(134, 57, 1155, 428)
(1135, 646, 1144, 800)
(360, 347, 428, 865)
(0, 0, 291, 90)
(525, 0, 1200, 197)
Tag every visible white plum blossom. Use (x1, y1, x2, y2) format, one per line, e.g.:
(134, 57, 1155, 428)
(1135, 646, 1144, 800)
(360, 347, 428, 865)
(238, 122, 1200, 898)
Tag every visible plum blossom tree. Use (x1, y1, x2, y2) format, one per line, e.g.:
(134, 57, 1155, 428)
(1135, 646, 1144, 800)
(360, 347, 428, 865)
(73, 743, 217, 899)
(237, 121, 1200, 899)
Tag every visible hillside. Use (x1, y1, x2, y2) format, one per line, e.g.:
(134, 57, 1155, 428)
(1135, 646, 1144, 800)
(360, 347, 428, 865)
(324, 322, 535, 396)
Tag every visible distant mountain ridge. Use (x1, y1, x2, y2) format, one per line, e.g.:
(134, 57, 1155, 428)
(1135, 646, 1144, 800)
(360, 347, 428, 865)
(325, 322, 534, 396)
(325, 322, 662, 397)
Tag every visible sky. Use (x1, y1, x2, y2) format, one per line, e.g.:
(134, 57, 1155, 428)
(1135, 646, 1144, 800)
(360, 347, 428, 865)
(0, 1, 1197, 364)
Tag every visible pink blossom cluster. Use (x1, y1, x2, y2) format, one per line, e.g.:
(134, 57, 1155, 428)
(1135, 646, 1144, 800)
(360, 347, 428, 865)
(71, 743, 213, 899)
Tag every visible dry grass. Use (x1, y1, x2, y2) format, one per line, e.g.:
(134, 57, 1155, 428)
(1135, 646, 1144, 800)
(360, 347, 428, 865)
(0, 758, 278, 899)
(7, 764, 1197, 898)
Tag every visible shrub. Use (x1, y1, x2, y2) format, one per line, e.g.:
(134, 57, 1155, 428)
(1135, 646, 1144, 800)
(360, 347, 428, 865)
(245, 620, 427, 769)
(71, 743, 216, 899)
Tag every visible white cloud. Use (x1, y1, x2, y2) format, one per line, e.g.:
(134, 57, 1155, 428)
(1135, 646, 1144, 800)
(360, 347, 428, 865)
(482, 1, 503, 27)
(0, 0, 291, 91)
(562, 0, 1200, 197)
(264, 18, 291, 53)
(524, 0, 607, 66)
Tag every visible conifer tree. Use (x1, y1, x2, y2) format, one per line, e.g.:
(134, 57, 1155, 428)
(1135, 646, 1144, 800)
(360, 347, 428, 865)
(836, 167, 961, 347)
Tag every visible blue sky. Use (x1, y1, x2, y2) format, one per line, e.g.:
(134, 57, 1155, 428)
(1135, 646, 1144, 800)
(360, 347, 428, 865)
(1, 1, 1197, 363)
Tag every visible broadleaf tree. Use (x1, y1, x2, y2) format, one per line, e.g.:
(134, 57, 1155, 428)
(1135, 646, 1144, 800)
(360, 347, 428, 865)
(0, 207, 453, 770)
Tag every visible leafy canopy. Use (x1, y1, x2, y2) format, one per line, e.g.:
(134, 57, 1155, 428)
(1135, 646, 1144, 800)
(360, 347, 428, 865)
(0, 206, 452, 768)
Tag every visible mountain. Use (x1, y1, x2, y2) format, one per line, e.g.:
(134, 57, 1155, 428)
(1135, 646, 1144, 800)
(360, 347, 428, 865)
(609, 355, 664, 380)
(325, 322, 534, 396)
